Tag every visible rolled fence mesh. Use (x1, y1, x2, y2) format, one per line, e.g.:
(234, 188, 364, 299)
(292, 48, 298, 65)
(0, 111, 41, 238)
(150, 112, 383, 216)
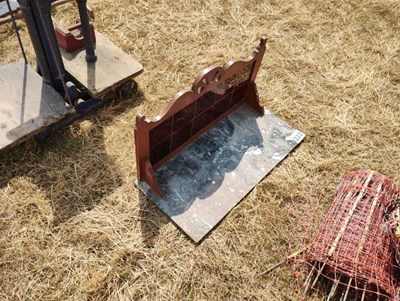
(296, 170, 399, 301)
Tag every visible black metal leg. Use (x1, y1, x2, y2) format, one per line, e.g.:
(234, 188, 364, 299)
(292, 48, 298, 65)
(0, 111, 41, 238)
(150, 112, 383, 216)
(18, 0, 53, 85)
(76, 0, 97, 62)
(6, 0, 28, 64)
(35, 0, 72, 104)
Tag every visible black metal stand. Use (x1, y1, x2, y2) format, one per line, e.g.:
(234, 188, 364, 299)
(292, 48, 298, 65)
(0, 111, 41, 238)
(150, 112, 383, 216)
(18, 0, 53, 85)
(18, 0, 72, 103)
(36, 0, 72, 104)
(76, 0, 97, 62)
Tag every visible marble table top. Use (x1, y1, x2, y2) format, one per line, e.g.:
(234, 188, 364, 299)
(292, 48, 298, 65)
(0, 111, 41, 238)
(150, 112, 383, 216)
(138, 104, 305, 243)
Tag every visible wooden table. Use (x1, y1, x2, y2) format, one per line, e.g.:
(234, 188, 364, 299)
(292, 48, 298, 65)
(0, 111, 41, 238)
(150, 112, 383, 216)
(0, 61, 74, 151)
(60, 31, 143, 98)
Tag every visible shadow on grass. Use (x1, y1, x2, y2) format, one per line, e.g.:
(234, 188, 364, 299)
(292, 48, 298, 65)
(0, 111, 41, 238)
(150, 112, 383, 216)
(138, 190, 168, 247)
(0, 88, 144, 227)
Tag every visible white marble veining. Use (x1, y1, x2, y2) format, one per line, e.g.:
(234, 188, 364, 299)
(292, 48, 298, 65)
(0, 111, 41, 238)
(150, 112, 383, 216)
(138, 104, 305, 243)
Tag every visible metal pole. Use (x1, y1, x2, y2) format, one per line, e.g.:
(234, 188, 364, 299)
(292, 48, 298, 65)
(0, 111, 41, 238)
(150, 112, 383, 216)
(18, 0, 53, 85)
(35, 0, 72, 104)
(76, 0, 96, 62)
(6, 0, 27, 64)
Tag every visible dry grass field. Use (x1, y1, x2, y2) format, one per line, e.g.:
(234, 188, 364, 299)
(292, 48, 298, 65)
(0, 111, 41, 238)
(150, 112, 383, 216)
(1, 0, 400, 300)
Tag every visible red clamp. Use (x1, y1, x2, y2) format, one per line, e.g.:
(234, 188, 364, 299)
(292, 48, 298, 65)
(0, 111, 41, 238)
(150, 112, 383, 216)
(55, 22, 96, 52)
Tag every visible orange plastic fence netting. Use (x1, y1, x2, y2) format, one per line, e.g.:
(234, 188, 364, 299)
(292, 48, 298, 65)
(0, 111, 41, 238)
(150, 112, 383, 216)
(296, 170, 399, 301)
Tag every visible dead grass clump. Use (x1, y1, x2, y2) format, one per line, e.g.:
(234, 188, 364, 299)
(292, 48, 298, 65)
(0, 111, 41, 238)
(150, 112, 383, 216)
(1, 0, 400, 300)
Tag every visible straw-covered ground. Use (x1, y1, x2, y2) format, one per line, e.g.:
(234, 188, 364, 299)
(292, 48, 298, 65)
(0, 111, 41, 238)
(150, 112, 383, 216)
(1, 0, 399, 300)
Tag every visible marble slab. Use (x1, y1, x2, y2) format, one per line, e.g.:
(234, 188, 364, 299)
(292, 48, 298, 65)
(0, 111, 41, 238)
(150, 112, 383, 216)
(138, 104, 305, 243)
